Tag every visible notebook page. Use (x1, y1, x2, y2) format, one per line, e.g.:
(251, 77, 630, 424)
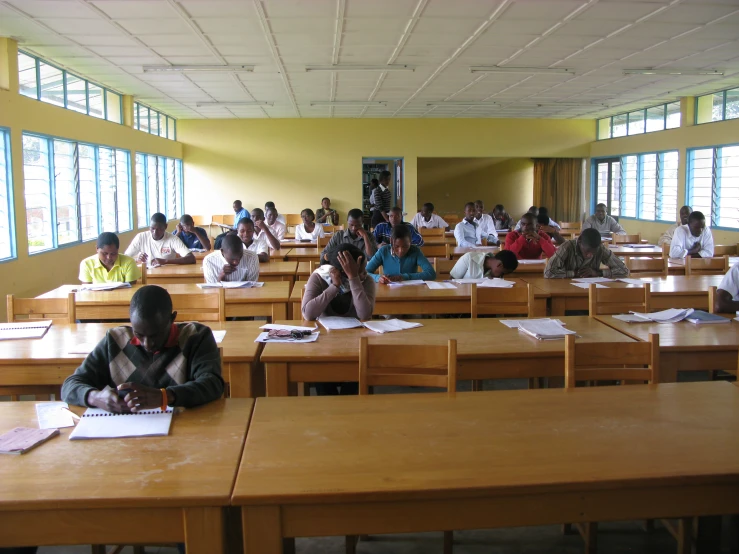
(69, 408, 173, 440)
(318, 317, 363, 330)
(426, 282, 457, 290)
(362, 320, 423, 334)
(0, 320, 52, 340)
(477, 279, 515, 288)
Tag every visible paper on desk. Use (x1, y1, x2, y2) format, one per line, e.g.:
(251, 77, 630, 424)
(79, 282, 132, 291)
(500, 318, 566, 329)
(189, 248, 207, 253)
(197, 281, 264, 289)
(260, 323, 317, 332)
(618, 278, 647, 285)
(516, 259, 546, 264)
(35, 402, 75, 429)
(254, 331, 320, 343)
(211, 330, 226, 343)
(452, 278, 487, 284)
(470, 246, 498, 250)
(318, 317, 363, 330)
(362, 320, 423, 333)
(572, 277, 614, 283)
(570, 282, 608, 289)
(387, 280, 427, 287)
(426, 281, 457, 290)
(476, 278, 515, 288)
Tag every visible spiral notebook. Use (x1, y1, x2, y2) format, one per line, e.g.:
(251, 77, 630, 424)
(68, 407, 174, 440)
(0, 320, 52, 341)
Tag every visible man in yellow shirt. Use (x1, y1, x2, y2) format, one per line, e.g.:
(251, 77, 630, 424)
(79, 232, 141, 284)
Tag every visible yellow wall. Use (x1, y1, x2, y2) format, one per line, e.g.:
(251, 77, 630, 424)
(589, 116, 739, 245)
(178, 118, 594, 221)
(0, 39, 181, 320)
(417, 157, 534, 218)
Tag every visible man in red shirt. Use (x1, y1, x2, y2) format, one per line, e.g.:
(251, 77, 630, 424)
(504, 212, 557, 259)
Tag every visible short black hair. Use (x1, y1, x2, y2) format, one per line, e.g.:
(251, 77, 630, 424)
(180, 214, 194, 225)
(464, 201, 475, 210)
(528, 206, 538, 213)
(536, 213, 550, 225)
(596, 203, 607, 209)
(301, 208, 315, 221)
(688, 211, 705, 223)
(389, 206, 402, 216)
(321, 197, 330, 202)
(580, 228, 602, 248)
(380, 170, 392, 180)
(237, 217, 254, 229)
(151, 212, 167, 225)
(130, 285, 172, 321)
(474, 200, 484, 206)
(251, 208, 264, 220)
(538, 207, 549, 216)
(234, 200, 242, 206)
(326, 243, 363, 273)
(422, 202, 434, 212)
(494, 204, 505, 212)
(265, 201, 276, 210)
(96, 232, 119, 249)
(495, 250, 519, 272)
(347, 208, 364, 221)
(391, 223, 411, 242)
(521, 212, 536, 224)
(222, 234, 243, 253)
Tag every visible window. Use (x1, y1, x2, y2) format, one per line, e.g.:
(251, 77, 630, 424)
(22, 133, 131, 254)
(0, 128, 15, 261)
(688, 145, 739, 229)
(592, 151, 679, 222)
(597, 102, 681, 140)
(133, 102, 177, 140)
(135, 153, 184, 226)
(696, 87, 739, 124)
(18, 51, 122, 124)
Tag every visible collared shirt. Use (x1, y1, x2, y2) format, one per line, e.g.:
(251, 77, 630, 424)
(173, 227, 208, 249)
(233, 208, 249, 228)
(669, 225, 714, 259)
(504, 230, 557, 260)
(124, 232, 190, 264)
(321, 229, 377, 261)
(581, 215, 626, 235)
(544, 238, 629, 279)
(243, 234, 270, 256)
(515, 217, 561, 231)
(454, 219, 482, 247)
(316, 208, 339, 225)
(267, 220, 286, 241)
(79, 253, 141, 283)
(449, 252, 497, 280)
(658, 222, 682, 246)
(365, 245, 436, 282)
(373, 222, 424, 246)
(718, 264, 739, 301)
(475, 214, 499, 244)
(493, 213, 514, 230)
(410, 212, 448, 230)
(203, 250, 260, 283)
(295, 223, 326, 241)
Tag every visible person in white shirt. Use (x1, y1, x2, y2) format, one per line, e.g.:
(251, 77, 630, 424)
(669, 211, 714, 259)
(714, 264, 739, 313)
(295, 208, 326, 241)
(581, 203, 626, 235)
(658, 205, 692, 246)
(450, 250, 519, 279)
(124, 212, 194, 267)
(264, 201, 287, 225)
(474, 200, 499, 245)
(454, 202, 483, 247)
(411, 202, 449, 230)
(250, 208, 280, 251)
(236, 217, 270, 263)
(265, 208, 287, 241)
(203, 234, 259, 283)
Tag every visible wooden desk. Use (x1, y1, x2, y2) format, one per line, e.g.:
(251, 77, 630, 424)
(260, 316, 633, 396)
(607, 245, 663, 258)
(296, 261, 311, 279)
(523, 275, 725, 316)
(235, 382, 739, 553)
(147, 264, 205, 285)
(450, 246, 499, 260)
(282, 248, 321, 262)
(259, 261, 298, 285)
(0, 399, 253, 554)
(511, 259, 548, 273)
(667, 256, 739, 276)
(595, 315, 739, 381)
(224, 281, 290, 321)
(0, 321, 263, 398)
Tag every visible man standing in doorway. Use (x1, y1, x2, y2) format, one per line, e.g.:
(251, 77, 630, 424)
(371, 170, 392, 228)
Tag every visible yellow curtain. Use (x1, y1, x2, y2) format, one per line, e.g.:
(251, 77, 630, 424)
(533, 158, 582, 222)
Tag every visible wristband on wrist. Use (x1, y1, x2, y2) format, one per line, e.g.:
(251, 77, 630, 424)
(160, 388, 169, 411)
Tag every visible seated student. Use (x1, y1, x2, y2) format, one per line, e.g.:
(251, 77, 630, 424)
(214, 200, 250, 250)
(491, 204, 515, 231)
(504, 213, 557, 259)
(450, 250, 519, 279)
(203, 234, 259, 283)
(474, 200, 499, 245)
(366, 224, 436, 283)
(544, 228, 629, 279)
(582, 203, 627, 235)
(536, 213, 566, 245)
(295, 208, 326, 241)
(316, 197, 339, 226)
(536, 207, 561, 230)
(61, 285, 224, 412)
(658, 205, 692, 246)
(264, 201, 286, 225)
(79, 232, 141, 284)
(173, 214, 211, 251)
(237, 217, 270, 263)
(714, 264, 739, 313)
(373, 206, 424, 247)
(513, 206, 539, 231)
(411, 202, 449, 230)
(265, 207, 287, 241)
(669, 210, 714, 259)
(454, 202, 482, 247)
(250, 208, 280, 251)
(124, 212, 194, 267)
(321, 208, 377, 262)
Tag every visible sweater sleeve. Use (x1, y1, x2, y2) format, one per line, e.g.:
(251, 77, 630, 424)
(403, 250, 436, 281)
(61, 335, 115, 407)
(301, 272, 339, 320)
(168, 326, 224, 408)
(581, 218, 593, 230)
(506, 233, 527, 256)
(350, 276, 375, 320)
(610, 218, 627, 235)
(365, 248, 384, 282)
(539, 233, 557, 258)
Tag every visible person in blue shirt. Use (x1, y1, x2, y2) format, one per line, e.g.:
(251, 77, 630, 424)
(232, 200, 249, 229)
(173, 214, 211, 250)
(372, 207, 424, 247)
(366, 224, 436, 284)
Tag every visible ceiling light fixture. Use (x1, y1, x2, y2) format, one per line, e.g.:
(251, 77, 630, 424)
(623, 69, 723, 76)
(143, 65, 254, 73)
(305, 65, 414, 72)
(426, 102, 500, 107)
(196, 101, 273, 107)
(309, 101, 388, 107)
(470, 66, 574, 74)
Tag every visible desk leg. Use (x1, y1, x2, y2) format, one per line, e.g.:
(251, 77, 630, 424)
(242, 506, 283, 554)
(229, 362, 253, 398)
(696, 516, 722, 554)
(184, 506, 224, 554)
(551, 298, 566, 316)
(532, 298, 547, 317)
(266, 362, 289, 397)
(272, 303, 287, 322)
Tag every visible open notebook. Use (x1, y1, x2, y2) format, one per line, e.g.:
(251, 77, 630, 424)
(69, 407, 174, 440)
(0, 320, 52, 341)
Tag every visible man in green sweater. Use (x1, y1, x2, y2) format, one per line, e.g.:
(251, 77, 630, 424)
(62, 285, 224, 412)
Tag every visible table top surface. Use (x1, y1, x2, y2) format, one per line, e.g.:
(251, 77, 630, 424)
(282, 248, 322, 258)
(0, 399, 254, 511)
(146, 261, 298, 276)
(607, 245, 663, 254)
(233, 382, 739, 505)
(451, 246, 500, 255)
(522, 275, 725, 296)
(296, 261, 311, 275)
(260, 316, 635, 362)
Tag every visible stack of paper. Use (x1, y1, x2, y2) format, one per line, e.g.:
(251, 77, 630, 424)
(684, 310, 731, 325)
(452, 278, 487, 284)
(69, 407, 174, 440)
(517, 319, 577, 340)
(500, 318, 566, 329)
(318, 317, 363, 330)
(35, 402, 76, 429)
(79, 282, 132, 291)
(572, 277, 614, 283)
(0, 320, 53, 341)
(476, 279, 514, 288)
(426, 281, 457, 290)
(387, 280, 427, 287)
(362, 320, 423, 333)
(613, 308, 695, 323)
(255, 331, 319, 343)
(516, 259, 546, 264)
(189, 248, 207, 253)
(197, 281, 264, 289)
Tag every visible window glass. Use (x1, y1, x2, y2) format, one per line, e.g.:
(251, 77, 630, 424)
(88, 83, 104, 119)
(0, 130, 14, 261)
(659, 151, 679, 222)
(620, 156, 638, 217)
(167, 158, 177, 218)
(159, 114, 168, 138)
(717, 146, 739, 229)
(168, 117, 176, 140)
(38, 62, 65, 107)
(665, 102, 681, 129)
(134, 103, 140, 130)
(147, 154, 159, 217)
(688, 149, 715, 227)
(116, 150, 131, 232)
(175, 159, 183, 217)
(726, 90, 739, 121)
(628, 111, 645, 135)
(78, 144, 98, 241)
(52, 140, 79, 245)
(99, 147, 117, 233)
(23, 135, 54, 253)
(645, 106, 665, 132)
(135, 153, 148, 228)
(157, 156, 166, 216)
(139, 106, 150, 134)
(150, 110, 160, 136)
(639, 154, 657, 220)
(612, 114, 628, 138)
(712, 92, 725, 121)
(65, 73, 87, 114)
(18, 52, 38, 99)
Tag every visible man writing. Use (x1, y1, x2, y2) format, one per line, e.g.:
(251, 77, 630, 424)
(321, 208, 377, 263)
(491, 204, 514, 231)
(125, 213, 194, 267)
(504, 212, 557, 259)
(544, 228, 629, 279)
(203, 234, 259, 283)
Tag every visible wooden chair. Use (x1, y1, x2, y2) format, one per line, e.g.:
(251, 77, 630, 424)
(470, 283, 534, 318)
(309, 260, 321, 272)
(323, 225, 343, 233)
(626, 257, 667, 277)
(661, 242, 670, 258)
(170, 289, 224, 322)
(421, 244, 450, 258)
(137, 263, 147, 284)
(588, 283, 650, 316)
(284, 214, 302, 232)
(419, 227, 445, 237)
(317, 235, 331, 249)
(612, 233, 641, 245)
(560, 221, 581, 230)
(434, 258, 456, 280)
(191, 215, 208, 227)
(222, 214, 235, 227)
(685, 255, 729, 276)
(713, 244, 738, 256)
(443, 214, 460, 227)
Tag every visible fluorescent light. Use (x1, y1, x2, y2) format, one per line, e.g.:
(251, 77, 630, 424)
(623, 69, 723, 76)
(426, 102, 499, 107)
(143, 65, 254, 73)
(305, 65, 414, 72)
(196, 101, 273, 107)
(309, 101, 388, 107)
(470, 66, 574, 74)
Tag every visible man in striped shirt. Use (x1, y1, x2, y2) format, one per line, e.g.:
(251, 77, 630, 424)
(371, 170, 393, 228)
(203, 234, 259, 283)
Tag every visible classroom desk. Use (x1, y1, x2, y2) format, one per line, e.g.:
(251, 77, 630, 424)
(510, 258, 548, 273)
(234, 382, 739, 554)
(522, 275, 724, 316)
(260, 316, 632, 396)
(450, 246, 500, 260)
(607, 245, 663, 257)
(39, 282, 290, 322)
(0, 321, 264, 398)
(282, 248, 321, 262)
(595, 315, 739, 381)
(0, 399, 253, 554)
(667, 256, 739, 275)
(146, 261, 297, 285)
(191, 250, 210, 261)
(420, 236, 456, 246)
(296, 261, 312, 279)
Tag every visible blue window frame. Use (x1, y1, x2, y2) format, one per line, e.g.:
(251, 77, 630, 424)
(135, 153, 184, 227)
(133, 102, 177, 140)
(0, 128, 16, 262)
(596, 101, 681, 140)
(687, 144, 739, 229)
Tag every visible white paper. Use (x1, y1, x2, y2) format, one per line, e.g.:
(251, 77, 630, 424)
(260, 323, 318, 332)
(211, 330, 226, 343)
(0, 320, 53, 341)
(618, 278, 646, 285)
(517, 320, 577, 340)
(516, 259, 546, 264)
(79, 282, 132, 291)
(500, 318, 566, 329)
(452, 278, 487, 284)
(612, 314, 652, 323)
(572, 277, 614, 283)
(255, 331, 320, 343)
(620, 244, 655, 248)
(36, 402, 75, 429)
(425, 281, 458, 290)
(68, 342, 97, 354)
(189, 248, 207, 253)
(668, 257, 686, 266)
(318, 317, 363, 330)
(471, 246, 497, 250)
(69, 408, 173, 440)
(570, 282, 608, 289)
(387, 280, 427, 287)
(197, 281, 264, 289)
(362, 320, 423, 333)
(626, 308, 694, 323)
(476, 279, 515, 288)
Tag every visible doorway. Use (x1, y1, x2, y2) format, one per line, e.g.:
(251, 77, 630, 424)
(362, 157, 404, 226)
